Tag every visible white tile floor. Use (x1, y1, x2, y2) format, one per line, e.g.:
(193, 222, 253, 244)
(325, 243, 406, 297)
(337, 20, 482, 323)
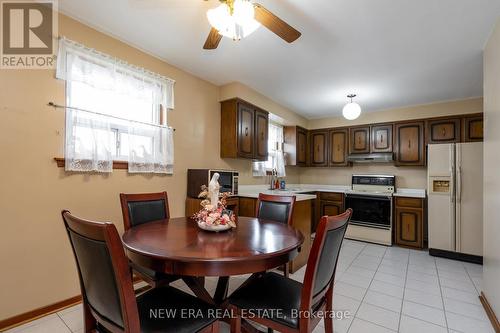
(4, 240, 493, 333)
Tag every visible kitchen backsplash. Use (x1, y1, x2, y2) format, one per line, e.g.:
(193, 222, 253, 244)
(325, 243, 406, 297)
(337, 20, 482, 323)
(297, 164, 428, 189)
(234, 160, 427, 189)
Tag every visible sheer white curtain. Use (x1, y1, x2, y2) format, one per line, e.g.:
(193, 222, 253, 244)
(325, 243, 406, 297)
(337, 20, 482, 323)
(64, 110, 114, 172)
(270, 124, 286, 177)
(253, 123, 286, 177)
(56, 37, 175, 173)
(128, 123, 174, 174)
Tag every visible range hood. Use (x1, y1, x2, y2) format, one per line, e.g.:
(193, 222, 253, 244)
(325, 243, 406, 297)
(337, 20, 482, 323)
(347, 153, 394, 163)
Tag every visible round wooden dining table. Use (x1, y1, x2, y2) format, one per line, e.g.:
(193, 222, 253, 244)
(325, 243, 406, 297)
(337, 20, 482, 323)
(122, 216, 304, 306)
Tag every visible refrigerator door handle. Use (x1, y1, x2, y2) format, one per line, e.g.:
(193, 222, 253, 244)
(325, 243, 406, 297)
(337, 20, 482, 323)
(450, 145, 455, 204)
(451, 144, 457, 251)
(455, 145, 462, 252)
(457, 166, 462, 203)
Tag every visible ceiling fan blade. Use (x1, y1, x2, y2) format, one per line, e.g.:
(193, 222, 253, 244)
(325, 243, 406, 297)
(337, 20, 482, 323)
(253, 3, 301, 43)
(203, 27, 223, 50)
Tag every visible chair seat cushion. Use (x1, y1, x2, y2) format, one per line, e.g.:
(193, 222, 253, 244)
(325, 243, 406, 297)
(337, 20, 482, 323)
(137, 286, 216, 333)
(228, 272, 303, 328)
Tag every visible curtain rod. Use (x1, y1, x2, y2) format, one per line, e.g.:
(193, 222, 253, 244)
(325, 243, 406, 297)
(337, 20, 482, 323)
(47, 102, 175, 131)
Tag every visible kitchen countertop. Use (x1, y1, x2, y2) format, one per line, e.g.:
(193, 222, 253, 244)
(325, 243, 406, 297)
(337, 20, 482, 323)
(393, 188, 427, 198)
(237, 189, 317, 201)
(238, 184, 426, 199)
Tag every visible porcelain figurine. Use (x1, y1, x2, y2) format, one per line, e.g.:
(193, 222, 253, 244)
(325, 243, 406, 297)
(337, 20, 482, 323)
(208, 172, 220, 208)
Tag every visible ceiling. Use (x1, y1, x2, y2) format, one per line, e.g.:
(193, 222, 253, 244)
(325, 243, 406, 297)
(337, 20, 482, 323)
(59, 0, 500, 119)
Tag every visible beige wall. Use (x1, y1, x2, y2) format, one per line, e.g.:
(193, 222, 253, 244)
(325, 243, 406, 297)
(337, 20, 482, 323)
(300, 98, 483, 188)
(299, 165, 428, 189)
(308, 98, 483, 129)
(0, 14, 303, 320)
(219, 82, 308, 128)
(483, 18, 500, 319)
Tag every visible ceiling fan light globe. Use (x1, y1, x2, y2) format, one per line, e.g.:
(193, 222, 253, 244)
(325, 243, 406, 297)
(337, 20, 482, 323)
(207, 3, 231, 32)
(233, 0, 254, 22)
(207, 0, 260, 40)
(342, 102, 362, 120)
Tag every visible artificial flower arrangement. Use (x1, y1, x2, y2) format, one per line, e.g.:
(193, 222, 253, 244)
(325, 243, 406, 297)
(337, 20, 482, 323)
(193, 187, 236, 231)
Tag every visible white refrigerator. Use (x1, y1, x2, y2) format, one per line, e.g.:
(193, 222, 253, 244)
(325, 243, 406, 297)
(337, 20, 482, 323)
(427, 142, 483, 257)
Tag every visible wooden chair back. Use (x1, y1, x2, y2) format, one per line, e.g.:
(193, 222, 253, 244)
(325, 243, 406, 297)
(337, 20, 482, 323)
(255, 193, 296, 226)
(299, 209, 352, 330)
(61, 210, 140, 332)
(119, 192, 170, 230)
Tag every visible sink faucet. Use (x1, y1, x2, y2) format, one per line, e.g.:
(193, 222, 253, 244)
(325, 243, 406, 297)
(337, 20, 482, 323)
(269, 168, 277, 190)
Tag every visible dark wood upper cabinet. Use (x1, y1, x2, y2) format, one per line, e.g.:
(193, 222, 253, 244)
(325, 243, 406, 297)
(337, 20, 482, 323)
(254, 110, 269, 160)
(394, 121, 425, 166)
(329, 129, 349, 167)
(463, 114, 484, 142)
(284, 126, 308, 166)
(310, 130, 329, 167)
(349, 126, 370, 154)
(220, 98, 269, 160)
(237, 103, 255, 158)
(426, 118, 461, 144)
(371, 124, 393, 153)
(297, 128, 308, 165)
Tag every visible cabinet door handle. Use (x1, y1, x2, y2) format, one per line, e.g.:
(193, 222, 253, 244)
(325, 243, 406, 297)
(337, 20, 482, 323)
(337, 144, 340, 152)
(380, 134, 383, 143)
(442, 128, 446, 136)
(245, 127, 249, 136)
(261, 132, 264, 140)
(408, 140, 411, 149)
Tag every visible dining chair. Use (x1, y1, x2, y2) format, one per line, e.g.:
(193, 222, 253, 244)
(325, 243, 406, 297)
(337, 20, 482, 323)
(120, 192, 178, 287)
(227, 209, 353, 333)
(62, 210, 219, 333)
(255, 193, 296, 277)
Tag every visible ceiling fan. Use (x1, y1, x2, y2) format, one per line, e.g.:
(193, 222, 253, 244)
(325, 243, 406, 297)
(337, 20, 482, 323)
(203, 0, 301, 49)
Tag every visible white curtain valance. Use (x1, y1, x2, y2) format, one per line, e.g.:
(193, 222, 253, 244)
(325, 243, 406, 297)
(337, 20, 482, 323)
(56, 37, 175, 109)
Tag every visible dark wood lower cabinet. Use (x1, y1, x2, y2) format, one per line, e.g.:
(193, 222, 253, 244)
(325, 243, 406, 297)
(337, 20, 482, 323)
(394, 197, 425, 249)
(238, 197, 257, 217)
(186, 197, 239, 217)
(315, 192, 345, 232)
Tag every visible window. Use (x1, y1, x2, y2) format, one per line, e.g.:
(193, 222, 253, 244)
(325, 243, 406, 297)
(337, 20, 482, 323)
(266, 123, 284, 169)
(253, 122, 286, 177)
(66, 72, 161, 161)
(56, 38, 175, 173)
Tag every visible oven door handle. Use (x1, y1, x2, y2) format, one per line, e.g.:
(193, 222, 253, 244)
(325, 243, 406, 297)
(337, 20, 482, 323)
(345, 194, 392, 201)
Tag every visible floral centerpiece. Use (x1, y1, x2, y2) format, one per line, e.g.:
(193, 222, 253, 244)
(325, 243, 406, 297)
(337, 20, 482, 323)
(192, 173, 236, 231)
(193, 192, 236, 231)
